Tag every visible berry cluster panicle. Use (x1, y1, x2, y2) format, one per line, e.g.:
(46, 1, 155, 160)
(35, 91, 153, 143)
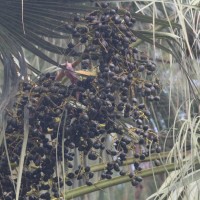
(1, 3, 161, 199)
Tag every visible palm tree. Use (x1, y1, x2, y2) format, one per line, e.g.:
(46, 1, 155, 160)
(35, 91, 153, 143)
(0, 1, 199, 200)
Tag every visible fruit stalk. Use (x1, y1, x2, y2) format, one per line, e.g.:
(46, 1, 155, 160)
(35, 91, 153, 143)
(65, 162, 176, 200)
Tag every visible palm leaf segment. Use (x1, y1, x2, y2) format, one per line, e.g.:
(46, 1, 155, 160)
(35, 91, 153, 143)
(0, 0, 94, 110)
(0, 0, 93, 66)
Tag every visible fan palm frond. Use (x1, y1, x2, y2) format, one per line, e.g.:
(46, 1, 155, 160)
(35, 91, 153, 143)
(0, 0, 94, 111)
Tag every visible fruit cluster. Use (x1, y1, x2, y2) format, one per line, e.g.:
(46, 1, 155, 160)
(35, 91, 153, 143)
(0, 3, 161, 200)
